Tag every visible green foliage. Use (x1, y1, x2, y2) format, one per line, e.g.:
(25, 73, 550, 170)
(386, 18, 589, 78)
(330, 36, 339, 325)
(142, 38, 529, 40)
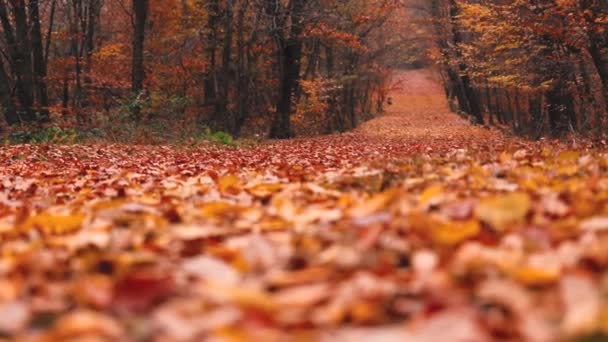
(204, 130, 235, 146)
(6, 126, 78, 145)
(1, 94, 238, 146)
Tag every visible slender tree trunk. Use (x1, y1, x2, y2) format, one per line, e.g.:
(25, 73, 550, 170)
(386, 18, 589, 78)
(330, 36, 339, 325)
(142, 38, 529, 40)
(131, 0, 148, 122)
(44, 0, 56, 66)
(29, 0, 49, 121)
(235, 1, 248, 133)
(12, 0, 34, 118)
(204, 0, 219, 109)
(0, 60, 18, 125)
(82, 0, 101, 112)
(215, 0, 234, 132)
(529, 92, 543, 139)
(324, 45, 340, 133)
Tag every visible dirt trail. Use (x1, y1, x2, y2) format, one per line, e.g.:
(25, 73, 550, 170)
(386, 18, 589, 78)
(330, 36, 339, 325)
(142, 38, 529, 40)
(252, 69, 508, 177)
(356, 69, 486, 140)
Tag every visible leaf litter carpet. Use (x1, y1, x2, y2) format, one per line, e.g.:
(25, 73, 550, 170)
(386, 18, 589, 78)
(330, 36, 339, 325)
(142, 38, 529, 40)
(1, 70, 607, 341)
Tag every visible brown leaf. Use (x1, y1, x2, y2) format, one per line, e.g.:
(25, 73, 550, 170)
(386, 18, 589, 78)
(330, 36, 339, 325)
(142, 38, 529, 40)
(113, 267, 175, 313)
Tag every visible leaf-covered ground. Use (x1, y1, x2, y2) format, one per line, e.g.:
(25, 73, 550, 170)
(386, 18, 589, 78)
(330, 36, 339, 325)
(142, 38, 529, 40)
(1, 70, 607, 341)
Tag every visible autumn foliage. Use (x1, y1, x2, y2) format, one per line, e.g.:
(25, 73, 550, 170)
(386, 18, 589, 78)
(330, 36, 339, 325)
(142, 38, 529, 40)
(0, 0, 416, 140)
(3, 1, 608, 341)
(0, 69, 608, 340)
(430, 0, 608, 138)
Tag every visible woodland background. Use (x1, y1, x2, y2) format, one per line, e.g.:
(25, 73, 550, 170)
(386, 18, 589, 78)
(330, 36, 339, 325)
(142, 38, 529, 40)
(0, 0, 424, 143)
(0, 0, 605, 142)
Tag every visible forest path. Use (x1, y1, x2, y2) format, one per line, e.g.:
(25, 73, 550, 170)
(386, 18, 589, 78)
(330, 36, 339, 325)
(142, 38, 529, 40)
(257, 69, 509, 176)
(356, 69, 494, 141)
(0, 70, 600, 341)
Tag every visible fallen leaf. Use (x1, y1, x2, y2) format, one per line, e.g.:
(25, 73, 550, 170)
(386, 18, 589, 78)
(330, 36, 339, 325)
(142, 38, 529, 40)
(21, 212, 85, 235)
(475, 192, 531, 230)
(219, 175, 240, 194)
(430, 219, 480, 245)
(512, 266, 559, 286)
(113, 268, 175, 313)
(560, 274, 600, 337)
(580, 216, 608, 232)
(0, 301, 29, 335)
(181, 256, 241, 285)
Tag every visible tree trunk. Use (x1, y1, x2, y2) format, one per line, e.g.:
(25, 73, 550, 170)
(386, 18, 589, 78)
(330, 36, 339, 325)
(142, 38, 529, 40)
(0, 0, 35, 121)
(0, 60, 18, 125)
(204, 0, 219, 109)
(28, 0, 49, 121)
(82, 0, 101, 112)
(215, 0, 234, 133)
(448, 0, 483, 125)
(235, 1, 248, 133)
(269, 0, 308, 139)
(131, 0, 148, 122)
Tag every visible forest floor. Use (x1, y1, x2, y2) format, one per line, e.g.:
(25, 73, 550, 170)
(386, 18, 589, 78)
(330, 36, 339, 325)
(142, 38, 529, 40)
(1, 70, 607, 341)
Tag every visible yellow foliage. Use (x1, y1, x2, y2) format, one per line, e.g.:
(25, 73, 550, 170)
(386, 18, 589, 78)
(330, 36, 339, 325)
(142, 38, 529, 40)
(430, 219, 481, 245)
(21, 213, 85, 235)
(219, 175, 240, 194)
(512, 266, 559, 286)
(419, 185, 444, 208)
(556, 150, 580, 164)
(475, 192, 531, 230)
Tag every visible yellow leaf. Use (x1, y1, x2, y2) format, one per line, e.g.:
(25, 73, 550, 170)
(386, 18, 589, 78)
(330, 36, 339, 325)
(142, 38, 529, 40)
(512, 267, 559, 286)
(246, 183, 283, 198)
(350, 301, 380, 324)
(211, 328, 249, 342)
(475, 192, 531, 231)
(200, 202, 243, 219)
(21, 213, 85, 235)
(218, 175, 239, 194)
(556, 150, 580, 164)
(499, 151, 512, 162)
(349, 189, 398, 218)
(430, 219, 481, 245)
(419, 185, 444, 208)
(557, 165, 579, 176)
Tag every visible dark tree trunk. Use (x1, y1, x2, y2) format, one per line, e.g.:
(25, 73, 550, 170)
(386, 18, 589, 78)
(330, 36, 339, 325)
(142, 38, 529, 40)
(204, 0, 219, 109)
(324, 45, 341, 133)
(446, 68, 470, 115)
(28, 0, 49, 121)
(529, 92, 543, 139)
(546, 85, 575, 136)
(235, 0, 248, 133)
(0, 0, 35, 121)
(491, 87, 504, 124)
(582, 0, 608, 96)
(44, 0, 56, 66)
(269, 0, 308, 139)
(215, 0, 234, 132)
(82, 0, 101, 111)
(131, 0, 148, 122)
(12, 0, 34, 118)
(0, 60, 18, 125)
(448, 0, 483, 125)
